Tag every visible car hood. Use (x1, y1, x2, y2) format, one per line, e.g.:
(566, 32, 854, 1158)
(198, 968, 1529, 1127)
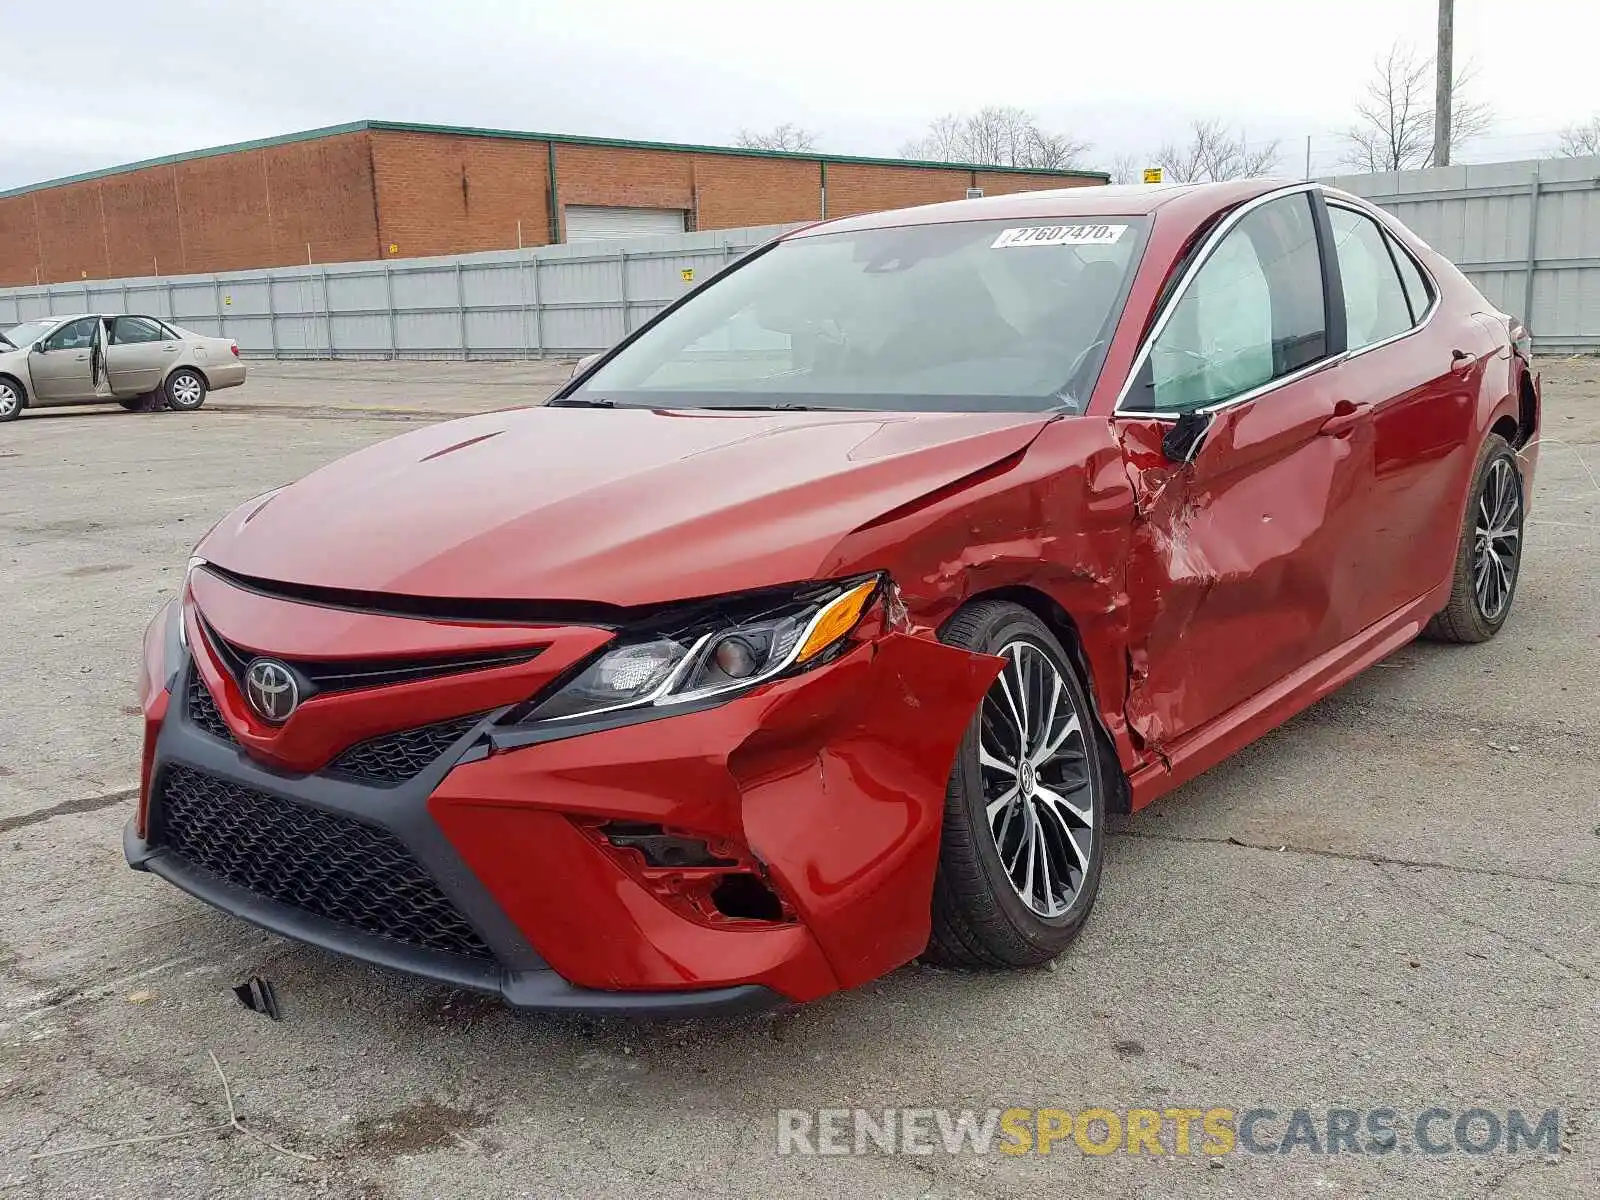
(198, 404, 1056, 606)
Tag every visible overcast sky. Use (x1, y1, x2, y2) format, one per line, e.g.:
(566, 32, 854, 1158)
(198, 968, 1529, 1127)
(2, 0, 1596, 191)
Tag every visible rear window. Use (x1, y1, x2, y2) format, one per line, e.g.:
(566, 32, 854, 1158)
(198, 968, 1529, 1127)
(574, 217, 1151, 413)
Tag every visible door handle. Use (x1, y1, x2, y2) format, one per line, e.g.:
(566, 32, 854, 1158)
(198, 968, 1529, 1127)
(163, 345, 179, 352)
(1318, 399, 1370, 436)
(73, 353, 89, 361)
(1450, 349, 1478, 375)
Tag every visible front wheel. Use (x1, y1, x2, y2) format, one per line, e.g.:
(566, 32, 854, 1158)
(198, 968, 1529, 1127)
(1424, 434, 1525, 643)
(0, 378, 23, 422)
(926, 601, 1106, 969)
(164, 370, 207, 412)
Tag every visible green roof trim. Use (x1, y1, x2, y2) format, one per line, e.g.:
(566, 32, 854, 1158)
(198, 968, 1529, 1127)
(0, 121, 373, 199)
(0, 119, 1108, 200)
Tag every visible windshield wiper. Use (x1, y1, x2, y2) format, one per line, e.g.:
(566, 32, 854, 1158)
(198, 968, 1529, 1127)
(547, 396, 616, 408)
(706, 402, 832, 412)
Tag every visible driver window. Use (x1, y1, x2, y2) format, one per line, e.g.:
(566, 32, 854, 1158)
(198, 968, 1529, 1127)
(1140, 192, 1328, 413)
(42, 318, 100, 353)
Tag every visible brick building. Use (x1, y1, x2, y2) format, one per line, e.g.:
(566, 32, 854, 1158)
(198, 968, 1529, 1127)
(0, 121, 1107, 286)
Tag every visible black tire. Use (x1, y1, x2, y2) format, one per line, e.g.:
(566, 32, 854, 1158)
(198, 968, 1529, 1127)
(926, 601, 1106, 969)
(0, 377, 23, 422)
(1423, 434, 1525, 644)
(164, 369, 207, 412)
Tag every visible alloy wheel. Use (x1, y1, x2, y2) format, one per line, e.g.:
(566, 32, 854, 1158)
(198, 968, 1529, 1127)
(1472, 457, 1522, 621)
(977, 640, 1097, 918)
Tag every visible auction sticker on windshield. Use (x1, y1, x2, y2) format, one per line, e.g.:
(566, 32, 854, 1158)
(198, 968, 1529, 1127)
(991, 224, 1129, 248)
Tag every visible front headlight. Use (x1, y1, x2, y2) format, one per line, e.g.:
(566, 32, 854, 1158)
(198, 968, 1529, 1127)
(521, 576, 882, 725)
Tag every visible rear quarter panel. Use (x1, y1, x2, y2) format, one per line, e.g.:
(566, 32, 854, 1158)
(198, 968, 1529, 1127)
(179, 339, 246, 390)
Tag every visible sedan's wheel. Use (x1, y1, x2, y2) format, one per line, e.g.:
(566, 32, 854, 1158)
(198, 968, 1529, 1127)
(1424, 433, 1525, 643)
(164, 370, 207, 412)
(927, 601, 1106, 968)
(0, 379, 22, 422)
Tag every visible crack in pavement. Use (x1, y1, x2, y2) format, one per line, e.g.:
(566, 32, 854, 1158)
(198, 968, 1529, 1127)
(0, 787, 138, 835)
(1431, 909, 1597, 982)
(1111, 828, 1600, 893)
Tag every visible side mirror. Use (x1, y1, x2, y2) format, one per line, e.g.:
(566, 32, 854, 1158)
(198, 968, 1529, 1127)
(31, 341, 47, 354)
(569, 352, 602, 380)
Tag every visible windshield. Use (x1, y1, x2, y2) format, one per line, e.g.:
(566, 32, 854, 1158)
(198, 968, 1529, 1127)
(573, 216, 1149, 413)
(3, 320, 55, 349)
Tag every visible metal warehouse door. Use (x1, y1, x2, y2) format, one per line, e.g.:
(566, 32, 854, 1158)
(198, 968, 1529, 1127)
(564, 206, 687, 241)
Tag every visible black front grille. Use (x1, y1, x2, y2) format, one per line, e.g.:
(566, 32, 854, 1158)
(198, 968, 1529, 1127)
(153, 764, 492, 960)
(326, 714, 486, 785)
(185, 673, 235, 743)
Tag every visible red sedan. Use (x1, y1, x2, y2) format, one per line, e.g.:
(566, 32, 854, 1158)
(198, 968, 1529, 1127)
(128, 180, 1540, 1012)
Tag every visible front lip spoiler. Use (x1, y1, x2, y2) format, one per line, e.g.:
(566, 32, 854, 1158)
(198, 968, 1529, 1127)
(124, 821, 780, 1017)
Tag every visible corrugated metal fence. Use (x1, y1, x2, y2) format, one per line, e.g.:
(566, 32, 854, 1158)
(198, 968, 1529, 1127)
(5, 154, 1600, 356)
(1324, 154, 1600, 353)
(0, 223, 798, 360)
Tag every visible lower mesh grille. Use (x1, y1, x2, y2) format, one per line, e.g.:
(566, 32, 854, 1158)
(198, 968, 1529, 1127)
(326, 714, 486, 785)
(153, 764, 492, 960)
(185, 673, 234, 743)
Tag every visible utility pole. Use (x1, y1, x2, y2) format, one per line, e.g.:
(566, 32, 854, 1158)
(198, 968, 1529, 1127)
(1433, 0, 1454, 167)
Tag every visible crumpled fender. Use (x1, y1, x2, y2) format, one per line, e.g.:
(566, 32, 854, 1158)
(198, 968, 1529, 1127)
(826, 417, 1145, 779)
(734, 631, 1002, 988)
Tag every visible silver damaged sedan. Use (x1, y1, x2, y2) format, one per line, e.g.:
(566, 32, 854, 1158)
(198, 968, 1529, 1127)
(0, 313, 246, 421)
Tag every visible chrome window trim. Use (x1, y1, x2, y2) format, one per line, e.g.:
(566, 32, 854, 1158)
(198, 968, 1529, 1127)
(1117, 352, 1348, 420)
(1325, 199, 1442, 363)
(1112, 182, 1333, 420)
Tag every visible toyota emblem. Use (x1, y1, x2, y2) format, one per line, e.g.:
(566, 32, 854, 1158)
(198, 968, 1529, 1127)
(244, 659, 300, 723)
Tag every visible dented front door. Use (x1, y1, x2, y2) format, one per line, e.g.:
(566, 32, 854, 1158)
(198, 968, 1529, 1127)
(1118, 365, 1375, 751)
(1112, 187, 1376, 753)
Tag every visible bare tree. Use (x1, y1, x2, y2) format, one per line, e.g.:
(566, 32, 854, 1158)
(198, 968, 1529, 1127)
(736, 123, 817, 152)
(1155, 120, 1280, 183)
(901, 106, 1090, 169)
(1108, 153, 1143, 185)
(1341, 41, 1493, 171)
(1557, 116, 1600, 157)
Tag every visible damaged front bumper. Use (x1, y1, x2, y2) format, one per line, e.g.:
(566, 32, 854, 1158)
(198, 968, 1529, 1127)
(128, 627, 998, 1011)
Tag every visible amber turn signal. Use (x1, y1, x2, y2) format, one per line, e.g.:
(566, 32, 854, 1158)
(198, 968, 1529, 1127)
(795, 580, 878, 664)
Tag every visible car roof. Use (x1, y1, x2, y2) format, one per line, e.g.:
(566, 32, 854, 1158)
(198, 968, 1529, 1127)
(9, 313, 171, 324)
(788, 178, 1292, 238)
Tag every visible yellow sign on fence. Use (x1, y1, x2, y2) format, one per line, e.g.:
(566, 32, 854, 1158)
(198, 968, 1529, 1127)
(1143, 168, 1163, 184)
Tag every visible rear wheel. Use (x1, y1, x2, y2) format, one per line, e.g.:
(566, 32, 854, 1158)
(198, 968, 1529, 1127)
(164, 370, 207, 412)
(0, 378, 22, 422)
(927, 601, 1106, 969)
(1424, 434, 1525, 643)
